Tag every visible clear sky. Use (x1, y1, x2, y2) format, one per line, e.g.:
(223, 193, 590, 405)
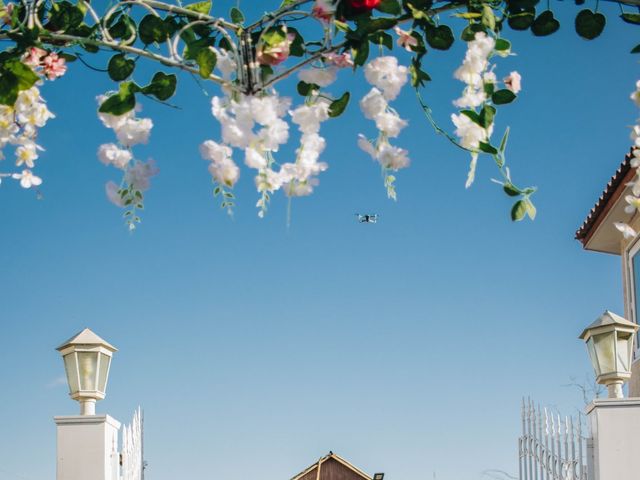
(0, 1, 638, 479)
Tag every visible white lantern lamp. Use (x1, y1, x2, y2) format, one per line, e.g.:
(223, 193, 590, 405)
(580, 311, 639, 399)
(57, 328, 117, 415)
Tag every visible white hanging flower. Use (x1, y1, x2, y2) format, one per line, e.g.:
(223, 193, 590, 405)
(208, 159, 240, 187)
(15, 142, 39, 168)
(12, 169, 42, 188)
(374, 111, 408, 138)
(615, 222, 637, 239)
(115, 118, 153, 147)
(98, 143, 133, 169)
(105, 181, 125, 207)
(377, 144, 410, 169)
(244, 147, 268, 169)
(364, 56, 409, 100)
(125, 160, 158, 191)
(360, 88, 388, 120)
(298, 67, 338, 88)
(200, 140, 233, 164)
(451, 113, 491, 150)
(625, 194, 640, 214)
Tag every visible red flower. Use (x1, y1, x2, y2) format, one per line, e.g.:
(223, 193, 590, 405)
(346, 0, 381, 12)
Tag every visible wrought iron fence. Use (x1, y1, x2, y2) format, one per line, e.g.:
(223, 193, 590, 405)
(121, 407, 145, 480)
(518, 399, 590, 480)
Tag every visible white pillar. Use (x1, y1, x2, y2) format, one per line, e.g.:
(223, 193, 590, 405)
(586, 398, 640, 480)
(55, 415, 121, 480)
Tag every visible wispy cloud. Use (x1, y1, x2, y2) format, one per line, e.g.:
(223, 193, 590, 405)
(46, 375, 67, 388)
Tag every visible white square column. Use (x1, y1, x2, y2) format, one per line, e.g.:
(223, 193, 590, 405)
(55, 415, 121, 480)
(586, 398, 640, 480)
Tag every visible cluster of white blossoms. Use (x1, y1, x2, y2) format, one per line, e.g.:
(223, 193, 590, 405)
(97, 97, 157, 211)
(0, 87, 54, 188)
(201, 57, 348, 216)
(358, 56, 410, 200)
(450, 32, 522, 188)
(0, 47, 67, 189)
(614, 81, 640, 239)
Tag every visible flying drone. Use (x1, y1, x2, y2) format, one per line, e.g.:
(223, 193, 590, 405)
(355, 213, 379, 224)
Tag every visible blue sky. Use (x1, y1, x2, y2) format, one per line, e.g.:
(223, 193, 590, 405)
(0, 1, 638, 479)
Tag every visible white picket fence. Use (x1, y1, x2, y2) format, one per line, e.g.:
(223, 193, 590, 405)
(121, 407, 144, 480)
(518, 399, 590, 480)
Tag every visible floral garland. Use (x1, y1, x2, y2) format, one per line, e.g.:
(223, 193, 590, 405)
(1, 0, 637, 228)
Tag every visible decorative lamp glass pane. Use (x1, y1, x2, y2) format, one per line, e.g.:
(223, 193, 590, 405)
(587, 339, 601, 376)
(593, 332, 616, 375)
(97, 353, 110, 393)
(77, 352, 98, 391)
(63, 353, 79, 394)
(616, 333, 633, 372)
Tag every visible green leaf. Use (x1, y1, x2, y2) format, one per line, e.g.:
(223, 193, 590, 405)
(524, 198, 537, 220)
(5, 60, 39, 91)
(107, 54, 135, 81)
(575, 9, 605, 40)
(492, 89, 517, 105)
(142, 72, 177, 101)
(479, 105, 496, 128)
(230, 7, 244, 24)
(297, 81, 318, 96)
(368, 31, 393, 50)
(0, 71, 18, 105)
(495, 38, 511, 52)
(511, 199, 527, 221)
(288, 27, 305, 57)
(361, 17, 398, 34)
(185, 1, 211, 14)
(139, 14, 167, 44)
(507, 7, 535, 30)
(499, 127, 510, 154)
(461, 23, 486, 41)
(376, 0, 401, 15)
(478, 142, 498, 154)
(503, 183, 521, 196)
(482, 4, 496, 31)
(47, 1, 84, 31)
(424, 24, 454, 50)
(621, 13, 640, 25)
(352, 39, 370, 66)
(329, 92, 350, 117)
(196, 48, 216, 78)
(461, 109, 482, 126)
(410, 59, 431, 88)
(99, 81, 138, 115)
(531, 10, 560, 36)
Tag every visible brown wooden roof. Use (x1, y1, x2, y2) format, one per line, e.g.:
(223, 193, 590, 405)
(291, 453, 372, 480)
(575, 148, 636, 246)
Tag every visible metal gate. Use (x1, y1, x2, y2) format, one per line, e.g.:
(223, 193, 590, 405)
(519, 399, 589, 480)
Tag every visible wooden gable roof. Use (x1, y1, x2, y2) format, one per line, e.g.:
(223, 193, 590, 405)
(291, 453, 372, 480)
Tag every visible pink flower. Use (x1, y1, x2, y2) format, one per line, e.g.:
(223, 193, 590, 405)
(257, 32, 296, 66)
(43, 53, 67, 80)
(503, 71, 522, 94)
(394, 27, 418, 52)
(24, 47, 47, 67)
(323, 52, 353, 68)
(312, 0, 334, 23)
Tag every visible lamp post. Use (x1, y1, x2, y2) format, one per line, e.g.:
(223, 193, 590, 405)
(57, 328, 117, 415)
(580, 310, 639, 399)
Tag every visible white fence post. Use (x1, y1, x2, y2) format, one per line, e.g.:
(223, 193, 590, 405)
(54, 414, 121, 480)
